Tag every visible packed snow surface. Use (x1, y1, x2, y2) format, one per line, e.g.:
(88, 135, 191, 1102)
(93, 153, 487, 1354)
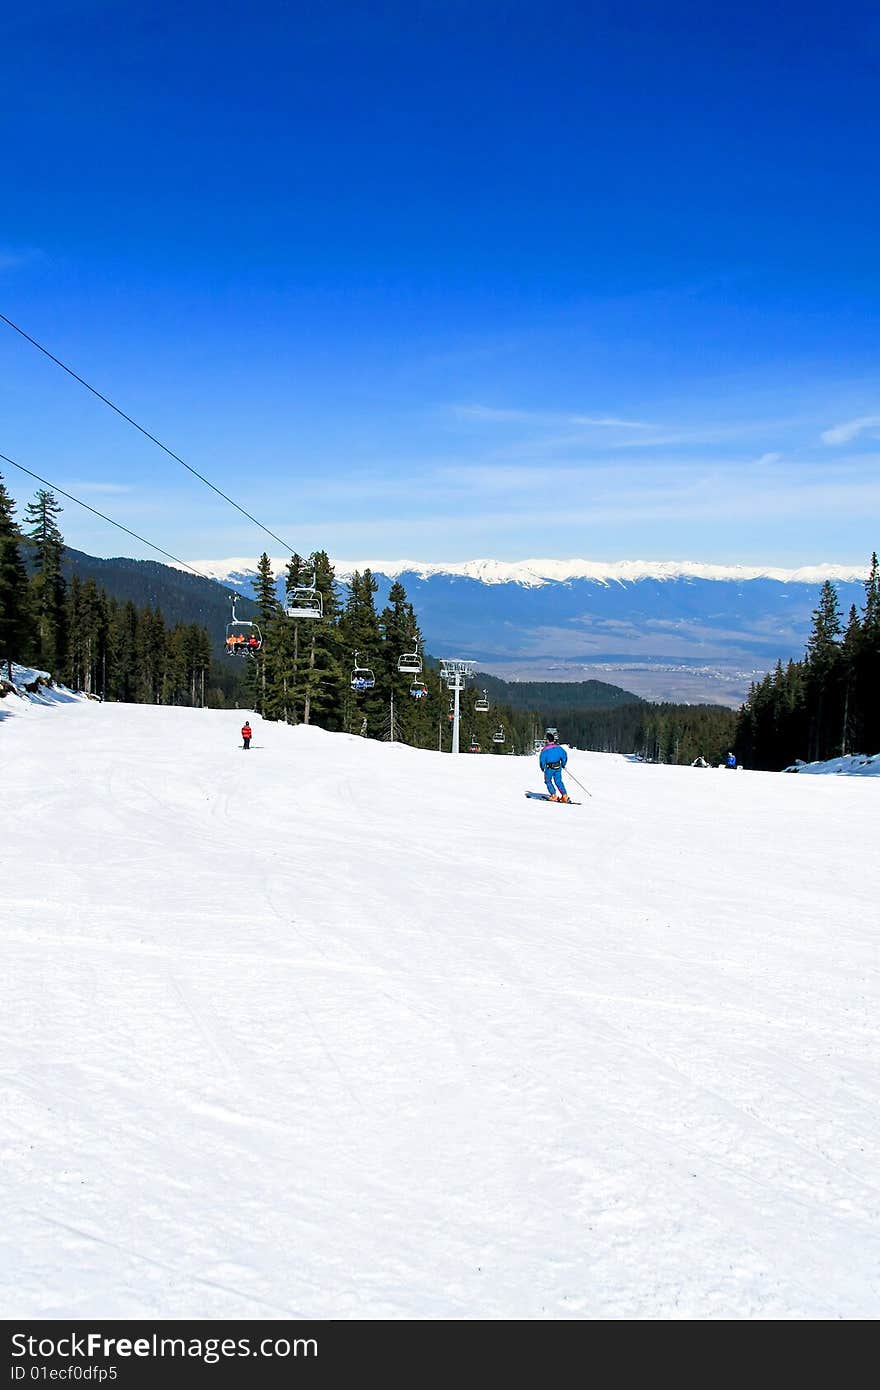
(2, 702, 879, 1319)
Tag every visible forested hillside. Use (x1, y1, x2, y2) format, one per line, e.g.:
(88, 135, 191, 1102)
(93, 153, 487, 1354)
(474, 674, 642, 709)
(56, 546, 259, 654)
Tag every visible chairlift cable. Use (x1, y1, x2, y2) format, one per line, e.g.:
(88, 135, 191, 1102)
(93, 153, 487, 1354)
(0, 311, 298, 556)
(0, 450, 207, 581)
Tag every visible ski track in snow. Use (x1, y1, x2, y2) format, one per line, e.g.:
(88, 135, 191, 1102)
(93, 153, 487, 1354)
(1, 699, 879, 1319)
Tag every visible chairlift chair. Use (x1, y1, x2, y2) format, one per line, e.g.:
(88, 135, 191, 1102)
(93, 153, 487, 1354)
(286, 578, 323, 621)
(492, 726, 505, 745)
(410, 678, 428, 699)
(469, 739, 482, 754)
(475, 690, 489, 713)
(397, 640, 422, 675)
(225, 596, 262, 657)
(350, 651, 376, 693)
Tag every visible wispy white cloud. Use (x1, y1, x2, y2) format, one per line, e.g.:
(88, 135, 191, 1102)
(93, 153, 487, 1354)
(449, 412, 801, 462)
(311, 471, 880, 538)
(70, 481, 135, 496)
(821, 415, 880, 445)
(570, 415, 652, 429)
(452, 404, 653, 429)
(755, 452, 782, 465)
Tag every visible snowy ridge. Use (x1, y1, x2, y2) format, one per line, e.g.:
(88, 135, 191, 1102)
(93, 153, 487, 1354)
(782, 752, 880, 776)
(3, 662, 52, 688)
(0, 664, 89, 717)
(182, 556, 869, 588)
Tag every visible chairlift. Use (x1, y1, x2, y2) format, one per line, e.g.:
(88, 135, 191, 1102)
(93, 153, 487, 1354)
(225, 595, 262, 657)
(397, 639, 422, 675)
(492, 726, 505, 745)
(410, 678, 428, 699)
(350, 650, 375, 693)
(286, 575, 323, 621)
(475, 690, 489, 713)
(469, 739, 482, 754)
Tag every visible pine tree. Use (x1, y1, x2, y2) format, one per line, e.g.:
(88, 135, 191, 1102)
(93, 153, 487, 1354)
(0, 473, 31, 679)
(249, 554, 281, 716)
(379, 579, 427, 745)
(108, 600, 140, 702)
(339, 568, 386, 735)
(66, 576, 109, 695)
(840, 604, 863, 755)
(277, 553, 307, 722)
(805, 580, 843, 759)
(299, 551, 344, 727)
(24, 488, 67, 673)
(864, 551, 880, 631)
(136, 607, 167, 703)
(164, 624, 191, 705)
(858, 551, 880, 753)
(191, 625, 212, 707)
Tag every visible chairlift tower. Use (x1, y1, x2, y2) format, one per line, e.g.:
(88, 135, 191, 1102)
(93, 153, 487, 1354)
(382, 691, 401, 743)
(439, 659, 475, 755)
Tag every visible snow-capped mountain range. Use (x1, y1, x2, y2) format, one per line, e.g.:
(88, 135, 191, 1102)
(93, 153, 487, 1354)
(183, 556, 870, 705)
(185, 556, 867, 588)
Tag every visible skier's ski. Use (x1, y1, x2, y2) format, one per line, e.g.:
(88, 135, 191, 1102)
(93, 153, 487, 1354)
(525, 791, 581, 804)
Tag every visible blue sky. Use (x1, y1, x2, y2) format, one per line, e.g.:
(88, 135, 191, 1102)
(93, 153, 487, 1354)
(1, 0, 879, 565)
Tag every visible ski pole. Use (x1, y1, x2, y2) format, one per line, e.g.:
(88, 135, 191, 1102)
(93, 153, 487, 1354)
(567, 770, 593, 799)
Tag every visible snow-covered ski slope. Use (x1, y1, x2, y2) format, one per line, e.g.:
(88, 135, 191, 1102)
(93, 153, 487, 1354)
(2, 702, 879, 1320)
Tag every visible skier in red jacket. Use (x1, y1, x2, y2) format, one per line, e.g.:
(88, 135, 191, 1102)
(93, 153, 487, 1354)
(241, 721, 252, 750)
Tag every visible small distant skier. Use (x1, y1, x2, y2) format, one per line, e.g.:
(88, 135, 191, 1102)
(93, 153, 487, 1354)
(241, 721, 252, 750)
(725, 750, 737, 770)
(539, 732, 570, 802)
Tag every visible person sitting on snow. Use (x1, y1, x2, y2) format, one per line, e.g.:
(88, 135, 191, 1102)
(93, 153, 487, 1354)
(539, 733, 570, 802)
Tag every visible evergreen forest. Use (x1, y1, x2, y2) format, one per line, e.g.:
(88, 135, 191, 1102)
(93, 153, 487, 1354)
(735, 558, 880, 770)
(1, 479, 231, 707)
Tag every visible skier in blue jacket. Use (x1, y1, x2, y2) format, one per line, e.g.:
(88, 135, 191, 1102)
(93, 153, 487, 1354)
(539, 734, 569, 801)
